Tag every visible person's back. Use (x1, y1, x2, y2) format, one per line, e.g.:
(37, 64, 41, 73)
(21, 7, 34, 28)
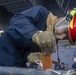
(3, 6, 50, 49)
(0, 6, 50, 66)
(0, 5, 59, 67)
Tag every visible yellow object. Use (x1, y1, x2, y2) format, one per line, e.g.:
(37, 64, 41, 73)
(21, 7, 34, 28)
(69, 15, 74, 29)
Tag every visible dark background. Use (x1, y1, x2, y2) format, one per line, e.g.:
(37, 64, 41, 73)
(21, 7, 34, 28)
(0, 0, 76, 30)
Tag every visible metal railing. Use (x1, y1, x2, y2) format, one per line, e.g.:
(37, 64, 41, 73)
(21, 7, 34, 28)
(55, 0, 70, 15)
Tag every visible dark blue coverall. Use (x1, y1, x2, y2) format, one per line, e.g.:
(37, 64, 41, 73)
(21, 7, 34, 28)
(72, 62, 76, 69)
(0, 6, 50, 66)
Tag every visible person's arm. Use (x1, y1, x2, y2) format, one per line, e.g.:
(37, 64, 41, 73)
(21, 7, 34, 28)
(6, 6, 50, 47)
(5, 15, 38, 48)
(5, 6, 56, 54)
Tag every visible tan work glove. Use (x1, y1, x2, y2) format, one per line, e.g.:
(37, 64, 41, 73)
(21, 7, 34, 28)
(27, 52, 43, 69)
(32, 31, 56, 55)
(28, 52, 42, 62)
(46, 12, 57, 31)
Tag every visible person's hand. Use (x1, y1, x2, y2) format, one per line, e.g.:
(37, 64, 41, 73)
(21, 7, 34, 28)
(32, 31, 56, 55)
(28, 52, 42, 62)
(27, 52, 43, 69)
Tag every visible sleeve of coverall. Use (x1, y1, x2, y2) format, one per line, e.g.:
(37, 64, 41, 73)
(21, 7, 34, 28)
(7, 6, 49, 48)
(8, 16, 38, 48)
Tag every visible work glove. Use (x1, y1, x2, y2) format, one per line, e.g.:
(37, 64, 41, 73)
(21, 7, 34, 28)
(27, 52, 43, 69)
(32, 31, 56, 55)
(46, 12, 57, 31)
(28, 52, 42, 62)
